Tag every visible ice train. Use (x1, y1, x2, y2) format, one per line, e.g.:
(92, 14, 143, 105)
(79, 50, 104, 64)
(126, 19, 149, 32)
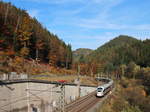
(96, 79, 113, 97)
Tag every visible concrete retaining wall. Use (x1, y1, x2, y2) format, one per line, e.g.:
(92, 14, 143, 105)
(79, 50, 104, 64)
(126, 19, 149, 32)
(0, 80, 96, 112)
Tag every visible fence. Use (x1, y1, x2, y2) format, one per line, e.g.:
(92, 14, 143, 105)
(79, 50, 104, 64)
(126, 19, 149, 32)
(0, 72, 28, 80)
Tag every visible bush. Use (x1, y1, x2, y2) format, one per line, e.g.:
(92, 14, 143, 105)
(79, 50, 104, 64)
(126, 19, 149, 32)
(121, 106, 142, 112)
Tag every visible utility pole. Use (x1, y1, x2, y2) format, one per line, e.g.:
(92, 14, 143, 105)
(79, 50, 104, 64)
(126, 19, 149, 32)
(77, 79, 81, 98)
(78, 64, 80, 76)
(60, 84, 65, 112)
(66, 52, 68, 69)
(27, 82, 30, 112)
(77, 65, 81, 98)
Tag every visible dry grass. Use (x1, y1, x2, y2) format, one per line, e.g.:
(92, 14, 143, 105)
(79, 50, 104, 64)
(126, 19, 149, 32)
(34, 75, 98, 86)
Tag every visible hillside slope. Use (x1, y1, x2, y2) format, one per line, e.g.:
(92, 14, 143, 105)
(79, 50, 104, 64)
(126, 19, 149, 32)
(0, 1, 72, 71)
(87, 35, 140, 63)
(88, 35, 150, 66)
(73, 48, 93, 63)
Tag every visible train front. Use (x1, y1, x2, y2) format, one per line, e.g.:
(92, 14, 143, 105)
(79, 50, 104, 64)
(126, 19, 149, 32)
(96, 87, 104, 97)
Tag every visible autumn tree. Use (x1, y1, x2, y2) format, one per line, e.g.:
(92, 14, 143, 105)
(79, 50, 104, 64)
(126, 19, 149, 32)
(0, 1, 72, 69)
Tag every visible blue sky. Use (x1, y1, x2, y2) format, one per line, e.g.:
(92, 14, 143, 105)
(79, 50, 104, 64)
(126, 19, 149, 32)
(3, 0, 150, 50)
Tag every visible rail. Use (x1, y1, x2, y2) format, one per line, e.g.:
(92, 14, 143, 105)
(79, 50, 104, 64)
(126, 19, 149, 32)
(64, 77, 113, 112)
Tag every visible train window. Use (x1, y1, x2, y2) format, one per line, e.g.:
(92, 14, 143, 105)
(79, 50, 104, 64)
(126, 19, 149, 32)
(104, 89, 106, 92)
(97, 88, 103, 92)
(104, 87, 110, 92)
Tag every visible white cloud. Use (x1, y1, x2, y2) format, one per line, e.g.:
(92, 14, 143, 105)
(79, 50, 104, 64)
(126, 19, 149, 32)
(63, 0, 150, 31)
(78, 21, 150, 30)
(133, 24, 150, 30)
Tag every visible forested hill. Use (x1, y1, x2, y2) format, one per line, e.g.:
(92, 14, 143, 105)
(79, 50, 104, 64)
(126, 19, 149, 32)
(87, 35, 140, 64)
(97, 35, 139, 50)
(0, 1, 72, 68)
(87, 35, 150, 66)
(75, 35, 150, 75)
(73, 48, 93, 63)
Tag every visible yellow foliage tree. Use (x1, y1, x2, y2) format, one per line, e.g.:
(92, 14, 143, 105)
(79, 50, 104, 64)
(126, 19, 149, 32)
(20, 47, 29, 57)
(17, 17, 32, 47)
(17, 16, 32, 57)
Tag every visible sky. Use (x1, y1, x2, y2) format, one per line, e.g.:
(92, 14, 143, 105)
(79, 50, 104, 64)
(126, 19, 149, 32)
(3, 0, 150, 50)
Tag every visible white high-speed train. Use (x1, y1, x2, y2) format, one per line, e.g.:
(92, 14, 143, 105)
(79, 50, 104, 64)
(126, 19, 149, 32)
(96, 79, 113, 97)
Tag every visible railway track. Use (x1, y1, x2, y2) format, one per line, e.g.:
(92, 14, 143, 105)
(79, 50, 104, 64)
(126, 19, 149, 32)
(65, 91, 101, 112)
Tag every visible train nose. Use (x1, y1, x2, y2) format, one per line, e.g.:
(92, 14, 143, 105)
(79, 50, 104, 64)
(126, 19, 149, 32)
(97, 92, 103, 97)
